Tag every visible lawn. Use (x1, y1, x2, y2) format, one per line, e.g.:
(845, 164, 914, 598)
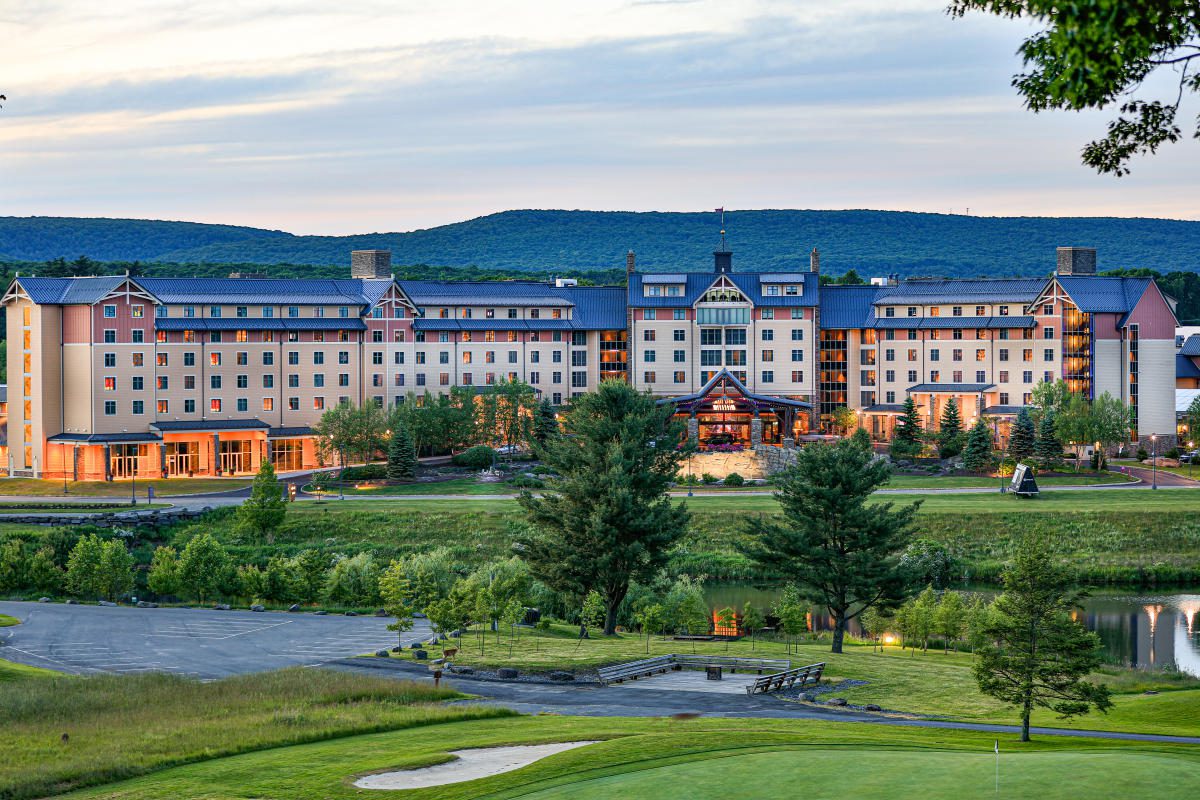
(882, 471, 1135, 488)
(0, 613, 18, 627)
(54, 715, 1200, 800)
(0, 478, 251, 498)
(0, 668, 510, 800)
(325, 477, 519, 496)
(0, 657, 58, 683)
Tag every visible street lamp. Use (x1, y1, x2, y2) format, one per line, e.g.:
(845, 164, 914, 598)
(131, 447, 137, 506)
(1190, 441, 1195, 480)
(1151, 434, 1158, 490)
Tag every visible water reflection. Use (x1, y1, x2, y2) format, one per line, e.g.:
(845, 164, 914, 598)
(703, 586, 1200, 677)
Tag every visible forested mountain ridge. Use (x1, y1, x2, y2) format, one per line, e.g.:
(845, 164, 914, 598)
(4, 209, 1200, 277)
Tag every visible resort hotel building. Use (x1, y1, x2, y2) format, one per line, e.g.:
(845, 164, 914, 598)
(0, 245, 1180, 479)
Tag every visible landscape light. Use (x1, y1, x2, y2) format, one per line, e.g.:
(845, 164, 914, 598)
(882, 633, 896, 645)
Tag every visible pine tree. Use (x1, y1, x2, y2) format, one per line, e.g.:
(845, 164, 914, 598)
(236, 461, 287, 540)
(962, 418, 994, 473)
(1009, 408, 1037, 464)
(1034, 411, 1064, 471)
(891, 396, 924, 456)
(937, 398, 964, 458)
(387, 425, 418, 482)
(532, 397, 559, 447)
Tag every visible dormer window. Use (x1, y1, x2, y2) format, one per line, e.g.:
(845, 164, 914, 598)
(666, 286, 683, 297)
(766, 286, 781, 296)
(784, 285, 799, 296)
(885, 307, 895, 317)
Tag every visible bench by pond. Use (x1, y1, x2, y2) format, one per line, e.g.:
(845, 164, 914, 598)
(745, 662, 825, 695)
(597, 654, 792, 686)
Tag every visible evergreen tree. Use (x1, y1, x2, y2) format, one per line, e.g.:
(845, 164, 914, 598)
(236, 461, 287, 540)
(532, 397, 560, 447)
(1009, 408, 1037, 464)
(892, 397, 924, 458)
(738, 438, 922, 653)
(937, 398, 964, 458)
(962, 418, 994, 472)
(387, 425, 418, 482)
(1034, 411, 1064, 471)
(850, 426, 873, 454)
(517, 381, 690, 636)
(974, 536, 1113, 742)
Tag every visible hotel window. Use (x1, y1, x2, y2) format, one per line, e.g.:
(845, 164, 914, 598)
(643, 309, 656, 321)
(1044, 326, 1055, 339)
(185, 399, 196, 413)
(104, 401, 116, 415)
(263, 398, 274, 411)
(952, 329, 963, 340)
(907, 330, 918, 340)
(999, 370, 1009, 382)
(264, 307, 274, 318)
(439, 373, 450, 386)
(184, 305, 198, 318)
(156, 330, 168, 343)
(792, 370, 805, 382)
(785, 285, 799, 296)
(907, 349, 917, 361)
(157, 400, 169, 414)
(765, 285, 780, 296)
(1023, 392, 1033, 405)
(930, 329, 941, 340)
(312, 374, 323, 388)
(211, 399, 222, 412)
(315, 307, 325, 318)
(236, 375, 248, 389)
(1044, 348, 1054, 362)
(184, 376, 196, 389)
(210, 352, 221, 366)
(762, 370, 774, 383)
(210, 306, 222, 318)
(440, 352, 451, 365)
(263, 374, 274, 388)
(22, 306, 29, 325)
(952, 349, 962, 361)
(104, 377, 117, 391)
(952, 306, 962, 317)
(930, 307, 940, 317)
(976, 371, 987, 382)
(1044, 370, 1053, 383)
(157, 353, 168, 367)
(886, 369, 895, 382)
(1022, 349, 1033, 362)
(999, 329, 1010, 340)
(952, 370, 962, 383)
(288, 332, 299, 342)
(313, 397, 325, 410)
(339, 306, 349, 318)
(791, 308, 804, 319)
(286, 351, 299, 365)
(236, 330, 247, 343)
(885, 307, 895, 317)
(643, 350, 656, 363)
(235, 351, 248, 366)
(416, 352, 426, 365)
(762, 308, 775, 320)
(791, 329, 804, 343)
(461, 372, 473, 385)
(1042, 304, 1054, 315)
(762, 349, 774, 362)
(907, 307, 917, 317)
(907, 370, 918, 382)
(643, 371, 656, 383)
(884, 349, 894, 361)
(372, 330, 384, 343)
(339, 373, 350, 387)
(288, 397, 299, 410)
(508, 351, 519, 364)
(792, 349, 805, 362)
(156, 306, 167, 318)
(976, 348, 986, 361)
(999, 349, 1009, 362)
(975, 306, 986, 316)
(1023, 371, 1033, 384)
(312, 331, 324, 342)
(313, 352, 325, 365)
(237, 306, 247, 318)
(552, 309, 563, 319)
(104, 330, 116, 343)
(761, 329, 774, 341)
(673, 329, 686, 341)
(885, 391, 895, 403)
(261, 351, 274, 366)
(237, 399, 248, 412)
(504, 308, 517, 319)
(210, 331, 223, 343)
(930, 370, 940, 383)
(288, 306, 299, 318)
(674, 309, 686, 320)
(999, 306, 1009, 316)
(104, 353, 116, 367)
(671, 349, 685, 363)
(103, 305, 116, 318)
(644, 330, 656, 342)
(673, 371, 686, 383)
(395, 329, 405, 343)
(930, 349, 940, 361)
(132, 376, 144, 390)
(211, 375, 222, 389)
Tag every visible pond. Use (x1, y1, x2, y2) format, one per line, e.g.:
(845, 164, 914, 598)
(702, 585, 1200, 678)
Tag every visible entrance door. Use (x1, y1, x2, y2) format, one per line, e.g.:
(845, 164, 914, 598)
(110, 444, 142, 479)
(219, 440, 252, 474)
(165, 442, 200, 476)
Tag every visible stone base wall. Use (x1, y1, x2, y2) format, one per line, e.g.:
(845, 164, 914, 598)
(754, 444, 798, 475)
(0, 506, 212, 528)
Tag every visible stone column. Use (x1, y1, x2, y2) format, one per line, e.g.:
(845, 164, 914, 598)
(782, 437, 795, 449)
(159, 443, 168, 479)
(212, 433, 220, 475)
(750, 413, 763, 446)
(72, 447, 79, 482)
(687, 414, 699, 445)
(103, 444, 112, 481)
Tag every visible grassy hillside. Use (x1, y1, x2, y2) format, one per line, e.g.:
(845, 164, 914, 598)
(5, 210, 1200, 276)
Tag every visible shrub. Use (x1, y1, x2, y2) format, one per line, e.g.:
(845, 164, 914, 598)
(508, 475, 545, 489)
(1164, 448, 1180, 460)
(700, 472, 718, 485)
(531, 465, 555, 475)
(341, 463, 386, 481)
(723, 472, 745, 487)
(452, 446, 497, 470)
(1137, 448, 1149, 461)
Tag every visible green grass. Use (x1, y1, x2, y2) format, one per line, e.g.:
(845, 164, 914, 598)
(0, 657, 58, 683)
(326, 477, 519, 496)
(0, 504, 171, 515)
(398, 622, 1200, 737)
(0, 614, 18, 627)
(54, 715, 1200, 800)
(883, 471, 1135, 488)
(0, 668, 511, 800)
(0, 478, 250, 498)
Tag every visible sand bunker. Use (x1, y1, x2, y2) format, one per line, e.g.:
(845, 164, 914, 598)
(353, 741, 600, 790)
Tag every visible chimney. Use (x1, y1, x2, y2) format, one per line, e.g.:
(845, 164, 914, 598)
(810, 247, 820, 273)
(713, 249, 733, 274)
(626, 250, 636, 276)
(351, 249, 392, 279)
(1056, 247, 1096, 276)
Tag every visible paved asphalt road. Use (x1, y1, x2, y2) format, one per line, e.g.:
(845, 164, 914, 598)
(0, 601, 430, 679)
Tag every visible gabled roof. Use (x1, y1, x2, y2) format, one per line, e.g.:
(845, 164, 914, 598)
(819, 285, 880, 329)
(656, 368, 812, 408)
(13, 276, 127, 304)
(1179, 353, 1200, 380)
(1055, 275, 1152, 314)
(1179, 334, 1200, 357)
(628, 271, 820, 308)
(875, 278, 1046, 306)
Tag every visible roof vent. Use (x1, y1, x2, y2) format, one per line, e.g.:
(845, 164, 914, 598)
(1056, 247, 1096, 276)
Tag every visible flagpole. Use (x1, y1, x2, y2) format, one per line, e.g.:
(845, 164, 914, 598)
(994, 740, 999, 795)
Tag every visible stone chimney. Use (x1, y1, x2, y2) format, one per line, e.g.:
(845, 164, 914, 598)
(1056, 247, 1096, 276)
(810, 247, 820, 273)
(351, 249, 392, 279)
(626, 250, 636, 276)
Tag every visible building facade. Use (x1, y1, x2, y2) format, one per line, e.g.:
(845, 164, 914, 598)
(1, 245, 1178, 479)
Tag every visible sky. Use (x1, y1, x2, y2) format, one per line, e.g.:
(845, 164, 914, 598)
(2, 0, 1198, 234)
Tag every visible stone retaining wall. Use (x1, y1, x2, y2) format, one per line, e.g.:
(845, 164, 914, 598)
(0, 506, 211, 528)
(754, 444, 798, 475)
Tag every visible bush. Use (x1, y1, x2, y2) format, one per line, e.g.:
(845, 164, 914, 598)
(1165, 448, 1180, 460)
(531, 465, 555, 475)
(1137, 448, 1149, 461)
(452, 446, 497, 470)
(508, 475, 545, 489)
(341, 464, 386, 481)
(723, 472, 745, 487)
(700, 472, 718, 485)
(889, 439, 923, 461)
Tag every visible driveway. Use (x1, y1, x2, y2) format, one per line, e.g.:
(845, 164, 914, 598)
(0, 601, 430, 679)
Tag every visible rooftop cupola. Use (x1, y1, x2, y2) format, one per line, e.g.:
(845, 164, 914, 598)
(714, 227, 732, 273)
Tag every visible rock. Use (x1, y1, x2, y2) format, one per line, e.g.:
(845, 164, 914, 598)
(448, 630, 461, 638)
(250, 604, 265, 612)
(497, 668, 519, 680)
(214, 603, 231, 611)
(375, 608, 388, 617)
(375, 650, 391, 658)
(1144, 690, 1159, 696)
(287, 604, 300, 612)
(549, 671, 574, 682)
(410, 642, 423, 650)
(413, 649, 428, 660)
(827, 698, 847, 707)
(313, 610, 328, 615)
(344, 610, 358, 617)
(431, 658, 445, 666)
(66, 599, 79, 604)
(38, 597, 51, 603)
(136, 601, 158, 608)
(453, 666, 475, 675)
(98, 600, 117, 607)
(800, 692, 816, 702)
(391, 646, 404, 653)
(865, 704, 882, 712)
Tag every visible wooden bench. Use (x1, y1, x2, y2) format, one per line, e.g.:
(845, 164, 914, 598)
(746, 662, 825, 695)
(597, 655, 791, 685)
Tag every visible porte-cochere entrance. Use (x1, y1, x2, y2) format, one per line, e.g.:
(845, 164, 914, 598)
(658, 369, 812, 449)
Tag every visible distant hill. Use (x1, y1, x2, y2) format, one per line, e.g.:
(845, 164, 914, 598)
(4, 210, 1200, 278)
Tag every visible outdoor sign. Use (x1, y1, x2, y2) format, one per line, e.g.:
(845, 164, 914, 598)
(1010, 463, 1039, 497)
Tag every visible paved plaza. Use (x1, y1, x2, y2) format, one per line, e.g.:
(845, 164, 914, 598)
(0, 601, 430, 679)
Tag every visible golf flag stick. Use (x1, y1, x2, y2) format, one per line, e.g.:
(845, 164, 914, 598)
(994, 740, 999, 794)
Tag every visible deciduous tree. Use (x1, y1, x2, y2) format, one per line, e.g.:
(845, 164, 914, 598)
(739, 438, 921, 653)
(178, 533, 232, 605)
(148, 546, 180, 597)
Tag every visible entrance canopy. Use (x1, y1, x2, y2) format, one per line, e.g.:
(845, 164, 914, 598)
(658, 369, 811, 415)
(658, 370, 811, 447)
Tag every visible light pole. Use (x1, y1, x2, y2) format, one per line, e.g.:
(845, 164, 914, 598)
(1190, 441, 1195, 480)
(1151, 434, 1158, 490)
(131, 447, 137, 506)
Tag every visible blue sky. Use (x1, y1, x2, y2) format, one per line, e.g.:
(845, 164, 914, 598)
(2, 0, 1197, 234)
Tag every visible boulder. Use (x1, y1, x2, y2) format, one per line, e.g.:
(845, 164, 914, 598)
(827, 698, 847, 707)
(410, 642, 423, 649)
(391, 646, 404, 653)
(313, 610, 328, 615)
(38, 597, 51, 603)
(287, 604, 300, 612)
(413, 649, 428, 660)
(136, 601, 158, 608)
(453, 666, 475, 675)
(865, 704, 882, 712)
(214, 603, 232, 611)
(66, 598, 79, 605)
(448, 630, 461, 638)
(497, 668, 519, 680)
(549, 671, 574, 682)
(800, 692, 816, 702)
(375, 650, 391, 658)
(375, 608, 388, 617)
(250, 604, 265, 612)
(344, 610, 358, 617)
(98, 600, 117, 607)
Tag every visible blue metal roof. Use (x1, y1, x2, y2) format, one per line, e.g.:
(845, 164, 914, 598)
(269, 426, 314, 438)
(875, 316, 1034, 330)
(876, 278, 1046, 305)
(410, 286, 624, 331)
(819, 286, 880, 329)
(1179, 334, 1200, 357)
(136, 277, 373, 306)
(628, 271, 820, 308)
(155, 318, 366, 331)
(47, 432, 163, 443)
(908, 383, 996, 393)
(1179, 354, 1200, 380)
(1055, 276, 1152, 314)
(14, 276, 125, 304)
(150, 419, 270, 432)
(398, 280, 573, 307)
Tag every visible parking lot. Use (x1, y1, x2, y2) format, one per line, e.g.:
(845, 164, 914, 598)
(0, 601, 431, 679)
